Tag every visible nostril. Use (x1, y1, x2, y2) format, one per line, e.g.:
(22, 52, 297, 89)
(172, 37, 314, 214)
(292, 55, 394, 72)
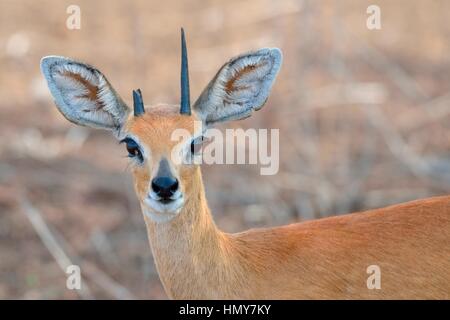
(151, 177, 178, 199)
(151, 180, 161, 193)
(170, 180, 179, 192)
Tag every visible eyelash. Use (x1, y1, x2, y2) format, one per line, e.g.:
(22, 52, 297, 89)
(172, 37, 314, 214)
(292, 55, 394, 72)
(120, 138, 143, 163)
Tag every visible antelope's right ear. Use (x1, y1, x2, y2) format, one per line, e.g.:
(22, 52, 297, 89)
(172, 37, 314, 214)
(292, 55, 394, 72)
(40, 56, 130, 135)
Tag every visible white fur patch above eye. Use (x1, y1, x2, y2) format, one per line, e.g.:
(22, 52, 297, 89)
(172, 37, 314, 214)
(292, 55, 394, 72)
(194, 48, 282, 125)
(40, 56, 129, 132)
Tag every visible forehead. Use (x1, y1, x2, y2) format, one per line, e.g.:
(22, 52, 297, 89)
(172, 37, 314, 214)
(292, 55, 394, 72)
(125, 104, 199, 151)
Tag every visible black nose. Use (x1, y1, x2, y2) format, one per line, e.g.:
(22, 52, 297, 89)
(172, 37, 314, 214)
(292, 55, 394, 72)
(151, 177, 179, 200)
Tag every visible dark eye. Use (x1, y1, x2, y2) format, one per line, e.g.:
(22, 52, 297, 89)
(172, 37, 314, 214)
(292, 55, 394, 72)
(121, 138, 143, 161)
(190, 136, 205, 155)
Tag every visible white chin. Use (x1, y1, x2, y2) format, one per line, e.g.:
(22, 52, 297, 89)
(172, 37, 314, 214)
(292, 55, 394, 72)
(142, 197, 184, 223)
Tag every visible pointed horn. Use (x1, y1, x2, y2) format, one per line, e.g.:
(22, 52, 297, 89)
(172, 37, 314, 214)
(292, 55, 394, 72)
(133, 88, 145, 117)
(180, 28, 191, 115)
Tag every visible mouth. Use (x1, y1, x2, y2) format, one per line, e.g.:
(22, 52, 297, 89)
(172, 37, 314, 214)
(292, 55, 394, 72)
(142, 192, 184, 222)
(159, 198, 174, 205)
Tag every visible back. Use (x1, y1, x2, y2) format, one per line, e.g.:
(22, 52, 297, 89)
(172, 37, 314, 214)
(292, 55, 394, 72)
(230, 195, 450, 299)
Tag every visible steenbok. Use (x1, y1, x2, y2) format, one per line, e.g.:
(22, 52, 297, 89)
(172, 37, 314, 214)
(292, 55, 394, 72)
(41, 29, 450, 299)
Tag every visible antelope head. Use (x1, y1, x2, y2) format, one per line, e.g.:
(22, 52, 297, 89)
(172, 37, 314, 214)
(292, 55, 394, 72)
(40, 29, 282, 223)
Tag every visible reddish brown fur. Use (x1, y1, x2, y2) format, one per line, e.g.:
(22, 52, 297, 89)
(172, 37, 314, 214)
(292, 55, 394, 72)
(225, 64, 257, 94)
(63, 72, 100, 103)
(125, 105, 450, 299)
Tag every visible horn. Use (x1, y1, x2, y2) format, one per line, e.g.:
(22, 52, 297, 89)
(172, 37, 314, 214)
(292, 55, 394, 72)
(180, 28, 191, 115)
(133, 88, 145, 117)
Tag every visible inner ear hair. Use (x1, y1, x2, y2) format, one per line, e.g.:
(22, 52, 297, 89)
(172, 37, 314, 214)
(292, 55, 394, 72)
(193, 48, 282, 125)
(41, 56, 130, 133)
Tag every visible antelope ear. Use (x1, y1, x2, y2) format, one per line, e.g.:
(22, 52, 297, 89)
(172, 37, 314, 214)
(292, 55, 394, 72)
(193, 48, 282, 125)
(40, 56, 130, 134)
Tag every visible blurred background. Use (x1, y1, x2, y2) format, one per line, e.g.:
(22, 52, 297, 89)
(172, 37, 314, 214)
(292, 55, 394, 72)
(0, 0, 449, 299)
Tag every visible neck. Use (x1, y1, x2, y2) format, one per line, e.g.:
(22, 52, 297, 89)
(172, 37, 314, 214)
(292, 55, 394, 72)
(142, 167, 232, 299)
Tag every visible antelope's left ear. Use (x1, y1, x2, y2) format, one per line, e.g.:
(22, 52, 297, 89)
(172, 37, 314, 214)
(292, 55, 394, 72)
(193, 48, 282, 125)
(40, 56, 130, 135)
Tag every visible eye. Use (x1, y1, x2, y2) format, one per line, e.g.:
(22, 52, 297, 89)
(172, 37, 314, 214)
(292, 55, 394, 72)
(120, 138, 143, 161)
(190, 136, 205, 155)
